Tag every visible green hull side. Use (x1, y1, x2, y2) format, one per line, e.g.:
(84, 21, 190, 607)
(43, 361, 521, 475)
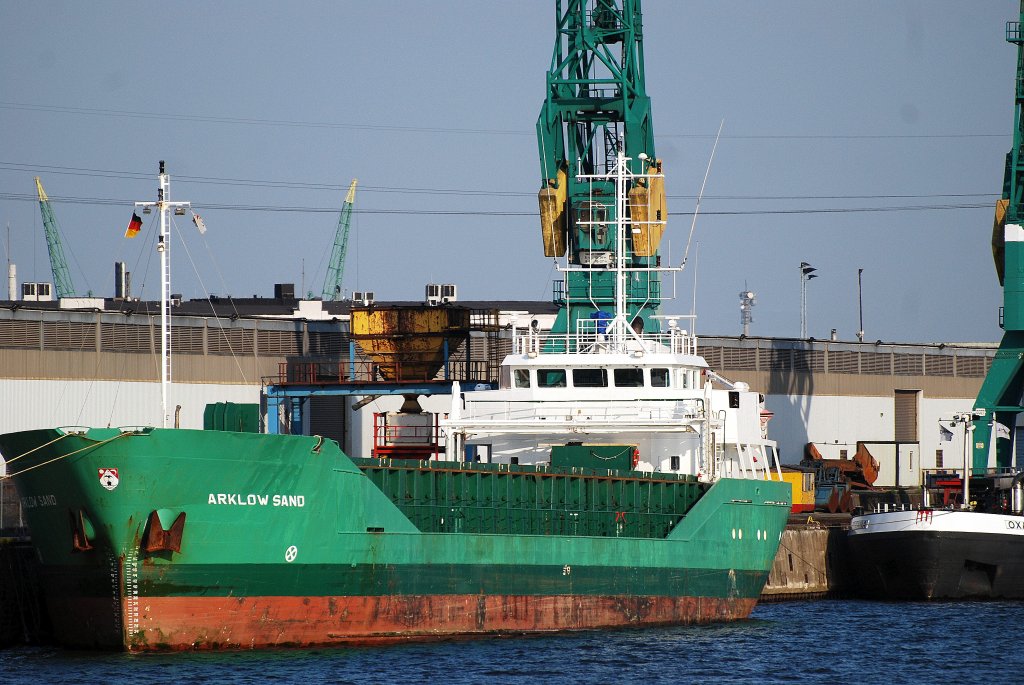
(1, 427, 788, 575)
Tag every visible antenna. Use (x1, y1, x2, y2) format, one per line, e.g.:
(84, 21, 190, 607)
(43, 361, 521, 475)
(690, 242, 700, 335)
(681, 119, 724, 269)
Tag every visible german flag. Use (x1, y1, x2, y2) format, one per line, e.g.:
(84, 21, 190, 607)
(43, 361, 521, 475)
(125, 212, 143, 239)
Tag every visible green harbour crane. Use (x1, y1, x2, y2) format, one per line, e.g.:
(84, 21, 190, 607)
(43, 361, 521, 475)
(34, 177, 76, 299)
(322, 179, 358, 301)
(973, 2, 1024, 472)
(536, 0, 666, 337)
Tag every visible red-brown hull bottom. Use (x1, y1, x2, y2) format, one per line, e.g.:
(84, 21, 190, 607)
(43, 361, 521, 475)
(75, 594, 758, 651)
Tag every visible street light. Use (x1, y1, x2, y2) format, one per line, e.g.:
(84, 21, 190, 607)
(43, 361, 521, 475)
(800, 262, 817, 338)
(739, 288, 756, 336)
(857, 268, 865, 342)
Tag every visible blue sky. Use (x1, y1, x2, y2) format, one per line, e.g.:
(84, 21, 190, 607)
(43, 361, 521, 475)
(0, 1, 1014, 343)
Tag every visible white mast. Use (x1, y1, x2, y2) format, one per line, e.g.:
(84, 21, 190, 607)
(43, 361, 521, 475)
(135, 161, 190, 428)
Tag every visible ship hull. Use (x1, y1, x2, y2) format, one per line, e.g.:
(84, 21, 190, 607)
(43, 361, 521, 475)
(45, 591, 758, 650)
(0, 427, 790, 651)
(848, 510, 1024, 600)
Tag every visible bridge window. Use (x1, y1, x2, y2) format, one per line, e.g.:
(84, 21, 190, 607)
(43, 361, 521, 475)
(537, 369, 567, 388)
(572, 368, 607, 387)
(613, 368, 643, 387)
(651, 368, 669, 387)
(514, 369, 531, 388)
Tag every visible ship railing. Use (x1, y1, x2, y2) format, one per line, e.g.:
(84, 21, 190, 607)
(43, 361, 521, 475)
(511, 321, 697, 356)
(273, 359, 492, 385)
(452, 398, 706, 425)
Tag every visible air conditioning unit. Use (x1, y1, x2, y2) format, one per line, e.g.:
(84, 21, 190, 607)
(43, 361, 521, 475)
(352, 291, 374, 305)
(425, 283, 441, 306)
(22, 282, 53, 302)
(440, 284, 457, 303)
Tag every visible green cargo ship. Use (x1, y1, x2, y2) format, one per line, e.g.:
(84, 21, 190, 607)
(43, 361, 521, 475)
(0, 426, 789, 650)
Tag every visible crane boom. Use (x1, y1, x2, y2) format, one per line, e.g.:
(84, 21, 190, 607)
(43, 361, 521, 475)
(536, 0, 665, 336)
(34, 177, 76, 299)
(322, 179, 358, 301)
(972, 3, 1024, 472)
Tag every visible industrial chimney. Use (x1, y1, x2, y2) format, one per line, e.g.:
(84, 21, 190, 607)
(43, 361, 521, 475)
(115, 262, 131, 300)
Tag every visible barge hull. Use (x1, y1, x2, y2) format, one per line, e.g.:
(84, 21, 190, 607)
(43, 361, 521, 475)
(849, 529, 1024, 599)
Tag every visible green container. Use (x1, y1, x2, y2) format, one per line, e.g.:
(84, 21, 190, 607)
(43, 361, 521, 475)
(203, 402, 260, 433)
(551, 443, 635, 471)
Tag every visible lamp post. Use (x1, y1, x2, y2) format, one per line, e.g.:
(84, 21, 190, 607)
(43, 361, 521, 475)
(739, 288, 756, 336)
(857, 268, 865, 342)
(800, 262, 817, 338)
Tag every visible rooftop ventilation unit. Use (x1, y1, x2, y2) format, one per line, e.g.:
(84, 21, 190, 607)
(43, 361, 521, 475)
(426, 283, 457, 306)
(426, 283, 441, 306)
(22, 282, 53, 302)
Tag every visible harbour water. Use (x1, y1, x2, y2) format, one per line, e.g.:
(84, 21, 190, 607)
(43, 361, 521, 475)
(2, 599, 1020, 684)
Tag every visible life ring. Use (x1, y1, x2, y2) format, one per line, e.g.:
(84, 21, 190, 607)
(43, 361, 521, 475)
(632, 448, 640, 469)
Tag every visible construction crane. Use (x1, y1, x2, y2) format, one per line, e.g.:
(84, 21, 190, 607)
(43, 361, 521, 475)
(974, 3, 1024, 473)
(322, 179, 358, 301)
(34, 177, 76, 299)
(536, 0, 666, 336)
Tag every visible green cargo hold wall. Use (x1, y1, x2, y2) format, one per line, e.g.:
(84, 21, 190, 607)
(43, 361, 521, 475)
(355, 458, 705, 539)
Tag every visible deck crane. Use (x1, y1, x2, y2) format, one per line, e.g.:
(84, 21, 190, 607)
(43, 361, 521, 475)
(34, 177, 76, 299)
(536, 0, 666, 336)
(321, 179, 358, 301)
(974, 2, 1024, 473)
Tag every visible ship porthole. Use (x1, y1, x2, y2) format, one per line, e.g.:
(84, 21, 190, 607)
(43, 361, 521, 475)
(731, 528, 736, 539)
(738, 529, 743, 540)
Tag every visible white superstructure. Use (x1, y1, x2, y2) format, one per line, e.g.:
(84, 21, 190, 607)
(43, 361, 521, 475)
(442, 153, 779, 483)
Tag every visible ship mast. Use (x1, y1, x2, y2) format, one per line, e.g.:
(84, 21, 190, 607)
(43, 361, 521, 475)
(134, 161, 190, 428)
(573, 150, 669, 350)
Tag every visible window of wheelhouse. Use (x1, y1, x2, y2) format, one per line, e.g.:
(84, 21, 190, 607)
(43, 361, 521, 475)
(650, 368, 670, 387)
(537, 369, 567, 388)
(514, 369, 531, 388)
(572, 368, 607, 387)
(613, 368, 643, 387)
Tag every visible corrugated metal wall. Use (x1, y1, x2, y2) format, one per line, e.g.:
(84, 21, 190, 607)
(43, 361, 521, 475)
(894, 389, 920, 442)
(309, 396, 347, 451)
(0, 378, 258, 435)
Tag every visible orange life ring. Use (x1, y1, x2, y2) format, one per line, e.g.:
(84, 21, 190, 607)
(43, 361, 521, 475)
(632, 448, 640, 468)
